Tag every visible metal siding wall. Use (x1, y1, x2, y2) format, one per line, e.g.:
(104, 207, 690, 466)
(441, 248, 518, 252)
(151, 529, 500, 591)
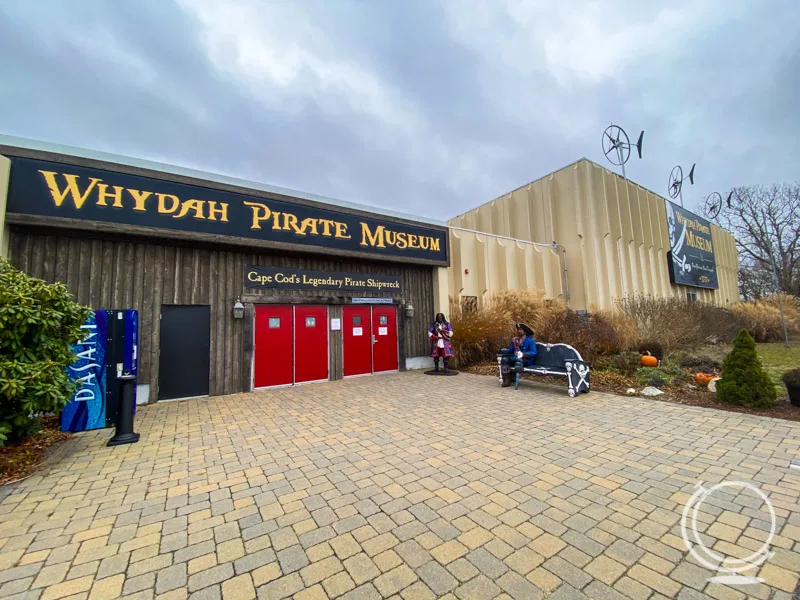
(447, 159, 740, 311)
(9, 228, 434, 401)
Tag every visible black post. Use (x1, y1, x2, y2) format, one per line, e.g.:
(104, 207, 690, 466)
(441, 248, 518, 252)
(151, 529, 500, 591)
(107, 373, 140, 446)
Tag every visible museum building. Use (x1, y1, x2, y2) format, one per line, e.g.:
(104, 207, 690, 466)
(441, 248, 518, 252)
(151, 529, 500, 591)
(0, 137, 448, 404)
(0, 137, 740, 406)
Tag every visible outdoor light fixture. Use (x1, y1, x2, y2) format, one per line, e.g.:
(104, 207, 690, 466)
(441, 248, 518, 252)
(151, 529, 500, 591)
(232, 298, 245, 319)
(405, 302, 414, 318)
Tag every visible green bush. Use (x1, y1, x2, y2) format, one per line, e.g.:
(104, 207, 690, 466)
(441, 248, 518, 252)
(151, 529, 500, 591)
(716, 329, 777, 408)
(635, 361, 691, 388)
(0, 258, 91, 444)
(609, 351, 642, 377)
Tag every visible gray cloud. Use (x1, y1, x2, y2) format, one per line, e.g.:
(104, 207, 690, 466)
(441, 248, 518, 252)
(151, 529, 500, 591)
(0, 0, 798, 221)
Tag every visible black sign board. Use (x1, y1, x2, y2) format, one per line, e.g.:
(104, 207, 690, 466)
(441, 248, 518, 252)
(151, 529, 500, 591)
(5, 156, 448, 264)
(245, 265, 403, 294)
(665, 200, 718, 289)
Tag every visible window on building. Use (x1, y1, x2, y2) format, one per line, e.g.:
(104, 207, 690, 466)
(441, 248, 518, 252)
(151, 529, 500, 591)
(686, 291, 697, 303)
(353, 315, 362, 325)
(269, 317, 281, 328)
(305, 316, 316, 327)
(461, 296, 478, 314)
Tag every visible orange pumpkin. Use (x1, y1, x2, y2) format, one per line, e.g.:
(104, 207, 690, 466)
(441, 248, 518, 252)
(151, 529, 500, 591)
(694, 373, 715, 386)
(640, 355, 658, 367)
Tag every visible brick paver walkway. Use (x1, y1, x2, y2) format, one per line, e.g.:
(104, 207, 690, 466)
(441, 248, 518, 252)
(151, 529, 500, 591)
(0, 372, 798, 600)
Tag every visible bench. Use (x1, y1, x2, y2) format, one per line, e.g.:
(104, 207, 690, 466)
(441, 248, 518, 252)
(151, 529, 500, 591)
(496, 342, 591, 397)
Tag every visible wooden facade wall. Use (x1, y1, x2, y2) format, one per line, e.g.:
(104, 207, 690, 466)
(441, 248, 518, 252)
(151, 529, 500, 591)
(8, 227, 435, 402)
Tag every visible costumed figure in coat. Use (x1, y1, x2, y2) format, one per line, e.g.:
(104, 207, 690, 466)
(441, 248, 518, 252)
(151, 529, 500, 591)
(499, 323, 538, 387)
(429, 313, 454, 373)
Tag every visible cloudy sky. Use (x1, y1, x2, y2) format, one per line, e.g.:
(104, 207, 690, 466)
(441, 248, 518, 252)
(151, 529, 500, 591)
(1, 0, 797, 221)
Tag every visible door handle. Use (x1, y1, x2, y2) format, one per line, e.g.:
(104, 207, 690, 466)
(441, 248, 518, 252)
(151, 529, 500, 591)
(372, 335, 377, 344)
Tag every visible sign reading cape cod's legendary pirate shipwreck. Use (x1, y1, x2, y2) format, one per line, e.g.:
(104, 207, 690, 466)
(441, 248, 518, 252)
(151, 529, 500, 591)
(665, 200, 719, 289)
(6, 157, 448, 264)
(245, 265, 403, 294)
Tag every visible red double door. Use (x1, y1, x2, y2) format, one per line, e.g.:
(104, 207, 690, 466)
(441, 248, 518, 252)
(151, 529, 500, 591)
(253, 305, 328, 388)
(343, 305, 398, 377)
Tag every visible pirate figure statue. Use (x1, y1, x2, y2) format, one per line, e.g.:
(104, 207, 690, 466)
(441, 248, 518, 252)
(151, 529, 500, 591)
(499, 323, 538, 388)
(428, 313, 454, 373)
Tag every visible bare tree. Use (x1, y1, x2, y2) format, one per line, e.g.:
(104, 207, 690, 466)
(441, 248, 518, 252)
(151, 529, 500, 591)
(704, 183, 800, 297)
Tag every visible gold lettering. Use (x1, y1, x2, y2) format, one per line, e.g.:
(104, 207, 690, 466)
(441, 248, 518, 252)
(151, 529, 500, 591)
(207, 201, 229, 222)
(297, 218, 319, 236)
(283, 213, 300, 233)
(173, 199, 205, 220)
(360, 223, 385, 247)
(157, 193, 180, 214)
(334, 222, 351, 239)
(96, 184, 125, 208)
(38, 171, 101, 209)
(319, 219, 336, 237)
(243, 201, 271, 229)
(385, 231, 397, 246)
(248, 271, 259, 282)
(127, 189, 152, 212)
(430, 238, 440, 252)
(271, 211, 282, 230)
(396, 232, 408, 249)
(408, 234, 419, 249)
(420, 236, 430, 250)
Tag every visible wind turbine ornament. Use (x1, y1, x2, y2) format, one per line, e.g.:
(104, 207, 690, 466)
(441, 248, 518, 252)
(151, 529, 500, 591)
(668, 163, 695, 207)
(704, 191, 733, 220)
(601, 123, 644, 180)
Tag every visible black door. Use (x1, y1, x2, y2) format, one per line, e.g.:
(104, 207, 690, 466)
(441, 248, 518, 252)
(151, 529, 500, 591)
(158, 305, 210, 400)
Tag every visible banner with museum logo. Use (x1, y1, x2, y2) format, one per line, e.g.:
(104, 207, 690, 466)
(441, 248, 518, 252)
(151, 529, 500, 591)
(5, 156, 448, 264)
(665, 200, 719, 289)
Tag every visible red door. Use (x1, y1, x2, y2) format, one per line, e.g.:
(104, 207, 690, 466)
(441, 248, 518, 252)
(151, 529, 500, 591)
(372, 305, 398, 372)
(294, 306, 328, 383)
(343, 306, 371, 376)
(254, 305, 293, 388)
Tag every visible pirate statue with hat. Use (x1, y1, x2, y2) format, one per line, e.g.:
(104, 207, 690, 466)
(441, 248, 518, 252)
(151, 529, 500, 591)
(499, 323, 538, 387)
(428, 313, 454, 373)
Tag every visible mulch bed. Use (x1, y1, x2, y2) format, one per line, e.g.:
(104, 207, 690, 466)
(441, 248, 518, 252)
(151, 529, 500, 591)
(0, 416, 72, 486)
(465, 364, 800, 423)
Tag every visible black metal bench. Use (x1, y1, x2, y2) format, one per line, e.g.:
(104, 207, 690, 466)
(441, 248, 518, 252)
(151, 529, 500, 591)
(496, 342, 591, 397)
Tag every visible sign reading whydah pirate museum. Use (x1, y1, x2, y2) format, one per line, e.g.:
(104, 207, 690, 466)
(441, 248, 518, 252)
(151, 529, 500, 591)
(5, 157, 448, 264)
(665, 200, 719, 289)
(245, 265, 403, 294)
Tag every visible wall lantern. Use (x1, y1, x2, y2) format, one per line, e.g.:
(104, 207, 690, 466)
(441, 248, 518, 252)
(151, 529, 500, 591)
(405, 302, 414, 318)
(232, 298, 245, 319)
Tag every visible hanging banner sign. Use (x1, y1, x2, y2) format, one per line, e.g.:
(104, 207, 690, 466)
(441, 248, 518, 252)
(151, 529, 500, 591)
(244, 265, 403, 294)
(5, 156, 448, 264)
(665, 200, 719, 289)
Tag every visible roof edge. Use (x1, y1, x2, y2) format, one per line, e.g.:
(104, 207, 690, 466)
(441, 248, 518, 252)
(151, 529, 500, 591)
(0, 133, 446, 227)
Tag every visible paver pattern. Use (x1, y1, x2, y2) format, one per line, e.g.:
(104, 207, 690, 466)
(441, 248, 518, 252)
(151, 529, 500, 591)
(0, 372, 799, 600)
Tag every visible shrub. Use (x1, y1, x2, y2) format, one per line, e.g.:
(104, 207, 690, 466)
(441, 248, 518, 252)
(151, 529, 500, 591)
(782, 369, 800, 388)
(635, 361, 691, 388)
(448, 295, 509, 369)
(730, 295, 800, 343)
(0, 258, 91, 445)
(637, 341, 664, 360)
(716, 329, 777, 408)
(672, 352, 721, 374)
(595, 309, 640, 351)
(619, 295, 745, 350)
(609, 351, 643, 377)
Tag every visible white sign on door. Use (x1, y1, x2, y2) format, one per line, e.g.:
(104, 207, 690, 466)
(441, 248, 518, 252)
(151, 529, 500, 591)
(378, 327, 388, 336)
(353, 327, 363, 336)
(330, 318, 341, 331)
